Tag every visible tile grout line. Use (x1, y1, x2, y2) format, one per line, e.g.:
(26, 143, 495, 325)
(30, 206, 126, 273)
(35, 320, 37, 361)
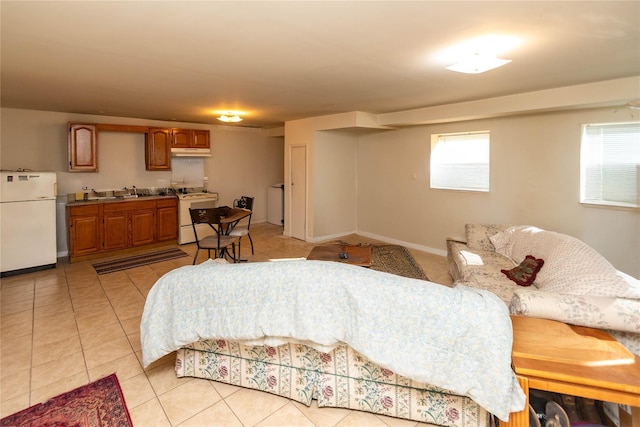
(28, 277, 36, 408)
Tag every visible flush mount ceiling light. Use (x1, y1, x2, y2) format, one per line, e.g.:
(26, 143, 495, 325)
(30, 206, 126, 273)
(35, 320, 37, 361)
(446, 53, 511, 74)
(436, 35, 520, 74)
(217, 111, 243, 123)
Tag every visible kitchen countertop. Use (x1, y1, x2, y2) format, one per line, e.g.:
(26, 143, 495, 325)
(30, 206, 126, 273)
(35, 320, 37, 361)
(66, 194, 178, 205)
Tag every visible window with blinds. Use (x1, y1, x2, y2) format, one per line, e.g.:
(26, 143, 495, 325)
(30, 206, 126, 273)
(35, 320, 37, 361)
(430, 131, 490, 192)
(580, 122, 640, 208)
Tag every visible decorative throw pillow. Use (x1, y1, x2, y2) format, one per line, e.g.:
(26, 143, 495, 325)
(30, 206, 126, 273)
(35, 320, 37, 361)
(501, 255, 544, 287)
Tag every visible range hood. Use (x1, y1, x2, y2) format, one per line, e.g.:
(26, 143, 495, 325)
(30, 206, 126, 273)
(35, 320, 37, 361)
(171, 148, 211, 157)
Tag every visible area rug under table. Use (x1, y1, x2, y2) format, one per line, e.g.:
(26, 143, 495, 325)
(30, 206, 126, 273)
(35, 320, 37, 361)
(0, 373, 132, 427)
(92, 247, 188, 274)
(370, 244, 430, 281)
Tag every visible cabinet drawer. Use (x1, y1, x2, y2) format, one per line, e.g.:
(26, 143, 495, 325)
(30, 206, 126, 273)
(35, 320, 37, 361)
(156, 198, 178, 208)
(68, 204, 100, 216)
(103, 200, 156, 213)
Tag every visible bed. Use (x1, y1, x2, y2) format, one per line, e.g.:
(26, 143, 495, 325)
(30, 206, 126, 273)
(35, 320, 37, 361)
(141, 259, 525, 426)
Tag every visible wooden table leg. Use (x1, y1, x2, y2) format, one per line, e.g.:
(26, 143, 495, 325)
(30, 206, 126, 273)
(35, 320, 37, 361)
(501, 375, 530, 427)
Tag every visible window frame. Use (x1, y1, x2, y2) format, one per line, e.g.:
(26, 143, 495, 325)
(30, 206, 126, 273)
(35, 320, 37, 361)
(579, 121, 640, 209)
(429, 131, 491, 192)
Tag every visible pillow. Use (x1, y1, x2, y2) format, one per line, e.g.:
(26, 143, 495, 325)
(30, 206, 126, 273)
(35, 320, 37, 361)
(501, 255, 544, 287)
(491, 225, 640, 299)
(490, 225, 532, 258)
(539, 270, 640, 299)
(465, 223, 512, 252)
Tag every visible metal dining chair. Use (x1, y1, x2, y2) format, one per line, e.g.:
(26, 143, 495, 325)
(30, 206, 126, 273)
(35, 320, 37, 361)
(229, 196, 254, 260)
(189, 207, 238, 264)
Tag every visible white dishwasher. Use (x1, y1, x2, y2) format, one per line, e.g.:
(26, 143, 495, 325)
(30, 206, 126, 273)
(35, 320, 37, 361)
(267, 183, 284, 225)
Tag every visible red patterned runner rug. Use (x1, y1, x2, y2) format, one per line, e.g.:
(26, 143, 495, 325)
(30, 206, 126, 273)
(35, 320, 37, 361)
(0, 374, 132, 427)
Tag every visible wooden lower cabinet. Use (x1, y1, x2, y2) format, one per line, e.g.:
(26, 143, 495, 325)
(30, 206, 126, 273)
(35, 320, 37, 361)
(103, 211, 129, 251)
(67, 205, 101, 256)
(156, 198, 178, 242)
(67, 198, 178, 261)
(103, 200, 156, 249)
(130, 208, 155, 246)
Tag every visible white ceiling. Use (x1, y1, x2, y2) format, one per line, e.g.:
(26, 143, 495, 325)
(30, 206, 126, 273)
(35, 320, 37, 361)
(2, 1, 639, 129)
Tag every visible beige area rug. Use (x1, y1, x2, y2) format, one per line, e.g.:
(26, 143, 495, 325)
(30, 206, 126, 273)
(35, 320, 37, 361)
(370, 244, 430, 281)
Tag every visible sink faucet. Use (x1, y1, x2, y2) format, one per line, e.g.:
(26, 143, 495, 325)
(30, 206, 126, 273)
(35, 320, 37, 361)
(132, 185, 137, 196)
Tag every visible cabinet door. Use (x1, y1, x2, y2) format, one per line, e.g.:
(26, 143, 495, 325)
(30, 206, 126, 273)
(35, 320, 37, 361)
(103, 211, 129, 251)
(171, 129, 192, 148)
(68, 214, 101, 256)
(131, 209, 155, 246)
(68, 123, 98, 172)
(192, 130, 210, 148)
(156, 199, 178, 242)
(146, 128, 172, 171)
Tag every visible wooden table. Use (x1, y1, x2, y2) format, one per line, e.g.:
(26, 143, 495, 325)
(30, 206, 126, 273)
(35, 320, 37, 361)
(218, 207, 251, 234)
(306, 244, 372, 267)
(502, 316, 640, 427)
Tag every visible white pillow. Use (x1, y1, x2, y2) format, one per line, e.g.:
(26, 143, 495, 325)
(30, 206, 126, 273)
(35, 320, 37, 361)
(540, 270, 640, 299)
(490, 225, 531, 259)
(490, 226, 640, 300)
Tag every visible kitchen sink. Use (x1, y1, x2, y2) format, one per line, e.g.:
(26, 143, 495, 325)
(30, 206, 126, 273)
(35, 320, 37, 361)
(87, 196, 116, 201)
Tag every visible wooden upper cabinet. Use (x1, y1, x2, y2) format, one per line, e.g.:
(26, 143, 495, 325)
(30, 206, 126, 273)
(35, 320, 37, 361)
(171, 129, 192, 148)
(67, 123, 208, 173)
(68, 123, 98, 172)
(192, 129, 210, 148)
(171, 128, 210, 149)
(146, 128, 172, 170)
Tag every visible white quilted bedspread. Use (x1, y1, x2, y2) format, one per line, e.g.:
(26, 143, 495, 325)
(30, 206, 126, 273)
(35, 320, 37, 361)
(140, 259, 525, 420)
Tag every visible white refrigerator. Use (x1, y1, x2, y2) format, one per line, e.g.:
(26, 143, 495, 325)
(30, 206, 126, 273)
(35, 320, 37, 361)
(1, 171, 57, 276)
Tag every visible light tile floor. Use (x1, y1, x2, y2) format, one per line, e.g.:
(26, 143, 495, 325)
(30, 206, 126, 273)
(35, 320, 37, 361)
(1, 223, 452, 426)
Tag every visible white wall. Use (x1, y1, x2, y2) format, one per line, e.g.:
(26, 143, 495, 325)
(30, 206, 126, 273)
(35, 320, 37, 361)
(357, 107, 640, 278)
(205, 126, 283, 211)
(313, 130, 358, 238)
(284, 112, 367, 240)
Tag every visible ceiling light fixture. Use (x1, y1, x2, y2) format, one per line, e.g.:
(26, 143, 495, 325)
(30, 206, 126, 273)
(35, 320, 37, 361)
(216, 111, 244, 123)
(436, 35, 520, 75)
(446, 53, 511, 74)
(217, 113, 243, 123)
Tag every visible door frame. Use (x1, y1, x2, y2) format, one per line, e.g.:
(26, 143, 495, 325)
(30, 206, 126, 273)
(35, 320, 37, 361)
(288, 144, 307, 240)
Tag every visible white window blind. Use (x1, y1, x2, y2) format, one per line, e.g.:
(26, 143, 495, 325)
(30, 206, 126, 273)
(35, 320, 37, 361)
(430, 132, 490, 192)
(580, 122, 640, 208)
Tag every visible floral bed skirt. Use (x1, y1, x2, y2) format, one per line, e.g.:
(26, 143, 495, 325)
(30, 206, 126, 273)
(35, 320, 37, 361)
(176, 340, 489, 427)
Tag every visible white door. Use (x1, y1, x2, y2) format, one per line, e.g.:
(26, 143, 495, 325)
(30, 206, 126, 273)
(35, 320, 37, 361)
(290, 146, 306, 240)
